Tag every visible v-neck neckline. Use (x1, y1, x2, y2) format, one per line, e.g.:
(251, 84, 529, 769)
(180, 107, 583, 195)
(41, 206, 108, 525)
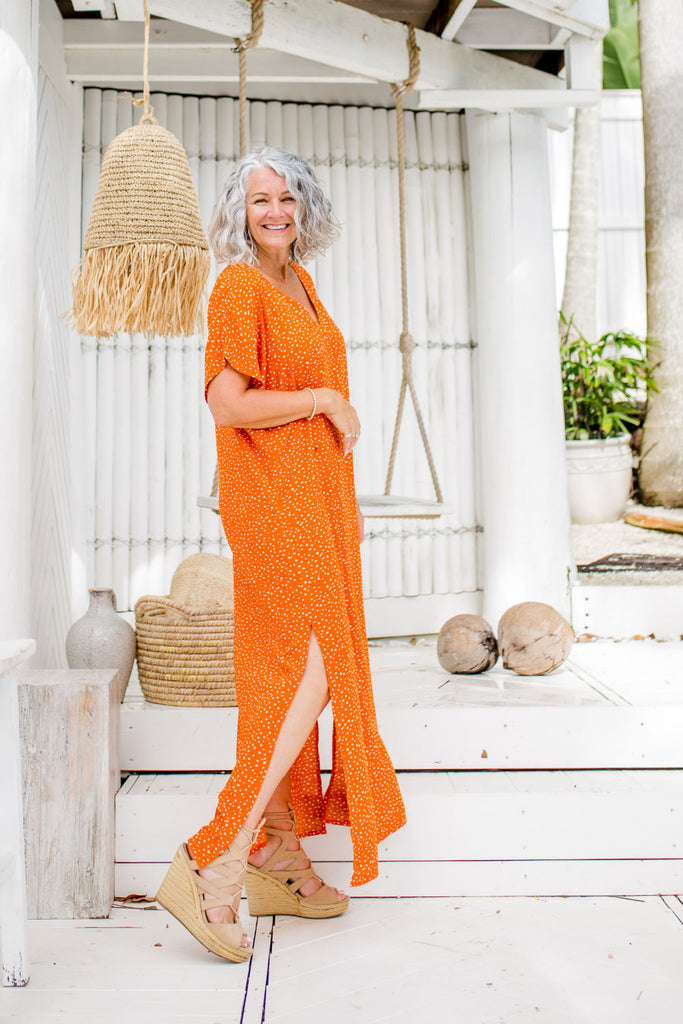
(255, 264, 320, 326)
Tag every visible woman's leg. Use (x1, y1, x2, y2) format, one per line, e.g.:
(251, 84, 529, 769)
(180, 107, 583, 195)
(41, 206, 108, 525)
(201, 630, 343, 928)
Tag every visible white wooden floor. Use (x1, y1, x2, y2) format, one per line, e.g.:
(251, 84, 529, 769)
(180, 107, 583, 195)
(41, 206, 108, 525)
(3, 896, 683, 1023)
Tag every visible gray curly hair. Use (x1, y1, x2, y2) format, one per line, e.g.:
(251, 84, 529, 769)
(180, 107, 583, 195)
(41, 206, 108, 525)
(209, 147, 340, 265)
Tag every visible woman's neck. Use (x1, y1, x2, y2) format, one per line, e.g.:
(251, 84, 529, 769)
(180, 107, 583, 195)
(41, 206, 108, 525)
(255, 247, 290, 283)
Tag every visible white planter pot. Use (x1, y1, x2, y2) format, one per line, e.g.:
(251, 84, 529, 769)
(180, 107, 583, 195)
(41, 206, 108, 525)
(565, 435, 633, 525)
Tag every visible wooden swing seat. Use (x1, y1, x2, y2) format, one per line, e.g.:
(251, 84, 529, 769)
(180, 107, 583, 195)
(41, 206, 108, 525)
(197, 493, 453, 519)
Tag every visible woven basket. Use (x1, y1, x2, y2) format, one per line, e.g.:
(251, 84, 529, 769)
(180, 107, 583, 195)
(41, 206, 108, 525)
(134, 554, 237, 706)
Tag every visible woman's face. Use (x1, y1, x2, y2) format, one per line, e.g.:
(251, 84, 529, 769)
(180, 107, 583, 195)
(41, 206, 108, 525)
(245, 166, 298, 258)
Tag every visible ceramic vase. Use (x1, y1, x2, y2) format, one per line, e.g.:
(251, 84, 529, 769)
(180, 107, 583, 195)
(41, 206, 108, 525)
(66, 589, 136, 703)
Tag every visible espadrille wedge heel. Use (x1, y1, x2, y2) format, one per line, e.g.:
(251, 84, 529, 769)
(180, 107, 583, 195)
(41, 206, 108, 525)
(245, 806, 349, 919)
(156, 821, 263, 963)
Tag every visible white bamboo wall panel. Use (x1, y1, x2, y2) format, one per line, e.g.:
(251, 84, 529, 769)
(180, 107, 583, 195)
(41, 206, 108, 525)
(30, 66, 75, 668)
(549, 90, 646, 337)
(80, 90, 479, 614)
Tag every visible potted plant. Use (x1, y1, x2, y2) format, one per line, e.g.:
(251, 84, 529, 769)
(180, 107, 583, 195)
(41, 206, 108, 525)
(560, 316, 658, 524)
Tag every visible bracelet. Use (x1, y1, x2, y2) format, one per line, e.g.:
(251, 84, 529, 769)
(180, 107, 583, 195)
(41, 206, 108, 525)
(305, 387, 317, 420)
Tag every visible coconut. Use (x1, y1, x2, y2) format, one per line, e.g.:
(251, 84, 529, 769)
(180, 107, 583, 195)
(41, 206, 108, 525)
(437, 614, 498, 674)
(498, 602, 574, 676)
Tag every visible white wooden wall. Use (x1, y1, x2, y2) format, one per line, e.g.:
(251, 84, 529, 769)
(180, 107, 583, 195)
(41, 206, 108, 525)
(30, 0, 84, 668)
(80, 89, 480, 630)
(549, 90, 646, 338)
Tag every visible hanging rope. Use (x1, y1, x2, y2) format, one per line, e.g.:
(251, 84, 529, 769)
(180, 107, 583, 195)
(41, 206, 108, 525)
(236, 0, 265, 157)
(384, 24, 443, 502)
(124, 0, 156, 124)
(211, 0, 265, 501)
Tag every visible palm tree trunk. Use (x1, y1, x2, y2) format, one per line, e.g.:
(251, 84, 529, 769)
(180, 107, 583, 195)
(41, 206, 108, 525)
(561, 106, 600, 343)
(638, 0, 683, 505)
(561, 48, 603, 344)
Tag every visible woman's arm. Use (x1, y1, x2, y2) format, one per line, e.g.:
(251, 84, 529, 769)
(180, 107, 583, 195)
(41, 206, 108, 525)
(207, 362, 361, 453)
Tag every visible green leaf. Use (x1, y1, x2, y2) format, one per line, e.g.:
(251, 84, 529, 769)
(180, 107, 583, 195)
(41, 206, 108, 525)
(603, 0, 640, 89)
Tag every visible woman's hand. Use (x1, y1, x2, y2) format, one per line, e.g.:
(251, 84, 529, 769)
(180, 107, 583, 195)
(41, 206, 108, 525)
(316, 388, 361, 456)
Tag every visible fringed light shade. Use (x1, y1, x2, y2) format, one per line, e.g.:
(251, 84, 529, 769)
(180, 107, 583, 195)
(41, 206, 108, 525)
(71, 118, 210, 337)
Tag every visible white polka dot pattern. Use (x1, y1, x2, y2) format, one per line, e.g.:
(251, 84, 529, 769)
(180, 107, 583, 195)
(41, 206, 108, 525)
(188, 263, 406, 887)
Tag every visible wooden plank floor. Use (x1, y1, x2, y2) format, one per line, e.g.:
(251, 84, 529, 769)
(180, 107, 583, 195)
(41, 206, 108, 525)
(3, 897, 683, 1023)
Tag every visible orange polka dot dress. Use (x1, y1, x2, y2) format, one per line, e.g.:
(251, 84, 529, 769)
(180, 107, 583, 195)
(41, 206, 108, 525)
(187, 262, 405, 886)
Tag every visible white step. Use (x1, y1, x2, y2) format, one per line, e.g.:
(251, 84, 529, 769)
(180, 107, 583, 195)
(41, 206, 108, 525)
(120, 640, 683, 772)
(572, 582, 683, 640)
(115, 769, 683, 898)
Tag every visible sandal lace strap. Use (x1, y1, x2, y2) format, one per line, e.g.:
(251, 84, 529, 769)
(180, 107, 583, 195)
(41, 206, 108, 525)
(189, 820, 264, 916)
(259, 814, 321, 896)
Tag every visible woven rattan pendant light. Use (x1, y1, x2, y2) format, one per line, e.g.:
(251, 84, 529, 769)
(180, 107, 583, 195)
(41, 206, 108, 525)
(71, 1, 210, 337)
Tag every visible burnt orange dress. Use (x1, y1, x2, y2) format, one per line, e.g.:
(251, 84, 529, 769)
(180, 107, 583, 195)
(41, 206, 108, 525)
(187, 262, 406, 887)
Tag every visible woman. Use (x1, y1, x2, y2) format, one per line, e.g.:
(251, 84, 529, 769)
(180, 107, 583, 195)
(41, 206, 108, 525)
(157, 147, 406, 963)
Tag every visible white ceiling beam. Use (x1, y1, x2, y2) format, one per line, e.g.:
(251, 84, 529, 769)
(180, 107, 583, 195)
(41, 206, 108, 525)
(419, 85, 598, 130)
(65, 46, 373, 84)
(71, 0, 116, 16)
(142, 0, 564, 94)
(496, 0, 609, 40)
(62, 21, 373, 85)
(551, 27, 573, 48)
(63, 20, 241, 47)
(418, 88, 599, 110)
(453, 10, 558, 49)
(113, 0, 146, 19)
(438, 0, 478, 41)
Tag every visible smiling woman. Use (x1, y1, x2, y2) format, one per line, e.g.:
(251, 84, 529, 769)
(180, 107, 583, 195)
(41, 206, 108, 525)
(155, 147, 406, 965)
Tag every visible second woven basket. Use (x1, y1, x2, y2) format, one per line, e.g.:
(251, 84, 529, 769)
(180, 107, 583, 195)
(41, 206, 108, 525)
(135, 554, 236, 707)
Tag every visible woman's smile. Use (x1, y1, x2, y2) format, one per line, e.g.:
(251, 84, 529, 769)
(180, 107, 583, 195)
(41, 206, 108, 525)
(246, 166, 298, 255)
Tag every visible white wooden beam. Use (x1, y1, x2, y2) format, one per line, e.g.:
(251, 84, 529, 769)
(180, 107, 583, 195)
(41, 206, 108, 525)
(565, 33, 603, 91)
(551, 27, 573, 48)
(64, 46, 373, 84)
(439, 0, 478, 41)
(453, 10, 559, 49)
(71, 0, 116, 16)
(144, 0, 564, 94)
(418, 88, 599, 110)
(63, 19, 226, 46)
(498, 0, 609, 40)
(113, 0, 146, 19)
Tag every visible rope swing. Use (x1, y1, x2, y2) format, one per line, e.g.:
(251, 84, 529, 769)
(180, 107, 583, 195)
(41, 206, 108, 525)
(210, 0, 265, 502)
(384, 24, 443, 504)
(203, 11, 446, 517)
(236, 0, 265, 158)
(70, 0, 210, 338)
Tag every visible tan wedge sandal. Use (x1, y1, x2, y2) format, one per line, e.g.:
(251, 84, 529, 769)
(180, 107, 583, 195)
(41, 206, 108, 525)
(156, 821, 263, 963)
(245, 806, 350, 919)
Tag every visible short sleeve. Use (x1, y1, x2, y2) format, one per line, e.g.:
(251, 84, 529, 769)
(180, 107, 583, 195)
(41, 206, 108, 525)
(204, 266, 264, 399)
